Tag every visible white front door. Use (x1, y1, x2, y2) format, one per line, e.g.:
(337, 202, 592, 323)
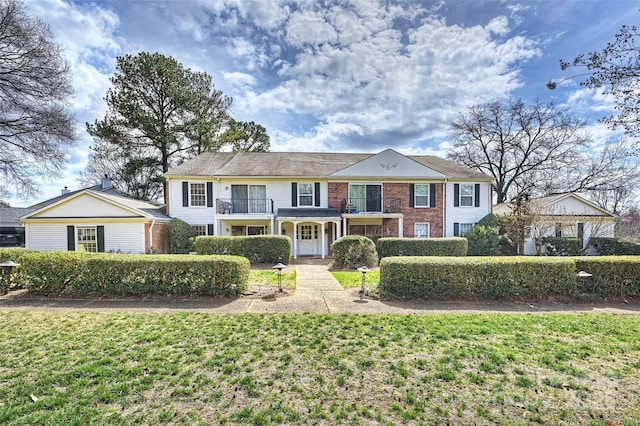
(298, 224, 319, 256)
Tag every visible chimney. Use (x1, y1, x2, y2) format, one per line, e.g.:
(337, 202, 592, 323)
(61, 186, 70, 195)
(101, 174, 112, 190)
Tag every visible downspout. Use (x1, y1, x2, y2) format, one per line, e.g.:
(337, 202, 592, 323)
(443, 179, 447, 237)
(149, 220, 156, 254)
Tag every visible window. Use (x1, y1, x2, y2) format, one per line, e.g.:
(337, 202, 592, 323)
(190, 183, 206, 207)
(415, 184, 430, 207)
(349, 184, 382, 212)
(192, 225, 207, 236)
(298, 183, 313, 206)
(414, 223, 430, 238)
(231, 226, 245, 236)
(555, 223, 562, 237)
(459, 184, 474, 207)
(300, 225, 313, 240)
(77, 227, 97, 252)
(459, 223, 473, 236)
(348, 224, 383, 241)
(247, 226, 265, 236)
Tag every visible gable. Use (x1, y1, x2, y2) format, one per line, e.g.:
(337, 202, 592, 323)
(330, 149, 446, 178)
(543, 195, 614, 217)
(29, 193, 144, 219)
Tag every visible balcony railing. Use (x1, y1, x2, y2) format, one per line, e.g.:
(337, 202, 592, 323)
(216, 198, 274, 214)
(340, 198, 401, 214)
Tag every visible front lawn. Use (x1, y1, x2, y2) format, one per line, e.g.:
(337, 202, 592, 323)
(331, 269, 380, 288)
(248, 269, 296, 289)
(0, 312, 638, 425)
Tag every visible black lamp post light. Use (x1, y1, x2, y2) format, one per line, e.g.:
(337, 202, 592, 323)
(272, 262, 286, 293)
(0, 260, 20, 295)
(357, 266, 371, 299)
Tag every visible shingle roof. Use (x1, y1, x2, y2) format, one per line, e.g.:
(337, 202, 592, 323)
(0, 207, 35, 227)
(277, 208, 341, 219)
(166, 151, 490, 180)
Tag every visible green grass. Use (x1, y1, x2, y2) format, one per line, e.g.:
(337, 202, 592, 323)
(331, 269, 380, 288)
(0, 312, 639, 425)
(248, 269, 296, 289)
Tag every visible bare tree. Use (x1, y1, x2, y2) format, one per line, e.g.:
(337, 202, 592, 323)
(0, 0, 76, 198)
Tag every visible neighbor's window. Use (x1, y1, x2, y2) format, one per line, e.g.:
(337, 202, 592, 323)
(415, 184, 430, 207)
(77, 227, 97, 252)
(190, 183, 206, 207)
(459, 223, 474, 236)
(459, 184, 474, 207)
(192, 225, 207, 236)
(298, 183, 313, 206)
(414, 223, 430, 238)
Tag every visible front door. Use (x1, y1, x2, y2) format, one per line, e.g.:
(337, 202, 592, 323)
(298, 224, 319, 256)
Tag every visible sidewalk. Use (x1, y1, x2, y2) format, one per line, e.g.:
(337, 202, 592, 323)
(0, 260, 639, 314)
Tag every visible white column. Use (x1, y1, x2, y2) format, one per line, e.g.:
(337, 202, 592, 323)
(321, 222, 326, 259)
(335, 220, 341, 240)
(342, 217, 347, 237)
(398, 216, 404, 237)
(292, 221, 298, 259)
(277, 220, 282, 236)
(271, 217, 275, 235)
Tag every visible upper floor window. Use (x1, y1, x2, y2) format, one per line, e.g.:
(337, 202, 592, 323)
(415, 184, 430, 207)
(299, 183, 313, 206)
(190, 183, 206, 207)
(459, 184, 474, 207)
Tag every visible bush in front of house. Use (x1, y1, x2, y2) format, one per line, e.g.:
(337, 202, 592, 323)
(332, 235, 378, 269)
(590, 237, 640, 255)
(465, 226, 501, 256)
(18, 251, 249, 297)
(376, 237, 468, 259)
(168, 218, 197, 254)
(574, 256, 640, 299)
(0, 248, 37, 293)
(194, 235, 291, 264)
(542, 236, 583, 256)
(379, 256, 577, 300)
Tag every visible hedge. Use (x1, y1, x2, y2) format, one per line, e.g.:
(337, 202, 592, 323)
(17, 251, 249, 297)
(377, 237, 467, 259)
(590, 237, 640, 255)
(194, 235, 291, 264)
(0, 248, 37, 292)
(331, 235, 378, 269)
(542, 237, 583, 256)
(574, 256, 640, 299)
(379, 256, 578, 300)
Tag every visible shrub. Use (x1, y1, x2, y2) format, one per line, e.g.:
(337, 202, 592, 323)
(168, 218, 197, 254)
(542, 237, 583, 256)
(477, 212, 500, 228)
(194, 235, 291, 264)
(18, 251, 249, 297)
(465, 226, 500, 256)
(574, 256, 640, 299)
(379, 256, 577, 300)
(590, 237, 640, 255)
(0, 248, 36, 291)
(332, 235, 378, 269)
(376, 237, 467, 259)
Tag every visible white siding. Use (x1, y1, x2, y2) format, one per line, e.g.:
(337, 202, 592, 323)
(445, 182, 492, 237)
(38, 194, 138, 218)
(26, 222, 146, 253)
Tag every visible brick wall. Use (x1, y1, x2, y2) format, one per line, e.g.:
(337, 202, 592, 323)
(145, 222, 169, 254)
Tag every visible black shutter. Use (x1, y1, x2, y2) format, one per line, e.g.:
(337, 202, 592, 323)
(430, 183, 436, 208)
(206, 182, 213, 207)
(314, 182, 320, 207)
(97, 226, 105, 252)
(453, 222, 460, 237)
(474, 184, 480, 207)
(409, 184, 415, 207)
(454, 184, 460, 207)
(182, 182, 189, 207)
(207, 224, 214, 236)
(291, 182, 297, 207)
(67, 225, 75, 251)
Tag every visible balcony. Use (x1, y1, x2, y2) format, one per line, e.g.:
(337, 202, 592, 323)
(340, 198, 402, 214)
(216, 198, 274, 215)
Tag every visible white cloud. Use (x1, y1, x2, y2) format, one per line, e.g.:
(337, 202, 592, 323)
(223, 72, 257, 87)
(486, 16, 510, 35)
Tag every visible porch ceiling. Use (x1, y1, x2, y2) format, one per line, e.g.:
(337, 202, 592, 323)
(276, 208, 341, 220)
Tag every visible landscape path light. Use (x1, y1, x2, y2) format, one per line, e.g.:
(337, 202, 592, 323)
(272, 262, 286, 293)
(0, 260, 20, 295)
(357, 266, 371, 299)
(576, 270, 593, 293)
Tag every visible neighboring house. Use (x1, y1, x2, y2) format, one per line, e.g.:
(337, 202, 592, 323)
(0, 207, 34, 247)
(494, 193, 616, 255)
(165, 149, 492, 259)
(20, 178, 170, 254)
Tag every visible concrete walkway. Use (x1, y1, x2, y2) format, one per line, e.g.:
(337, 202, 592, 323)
(0, 259, 639, 314)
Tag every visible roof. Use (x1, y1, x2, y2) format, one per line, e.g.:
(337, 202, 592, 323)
(0, 207, 35, 227)
(493, 193, 616, 217)
(277, 208, 341, 219)
(166, 151, 490, 180)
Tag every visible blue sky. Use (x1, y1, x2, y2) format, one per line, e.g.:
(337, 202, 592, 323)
(14, 0, 638, 206)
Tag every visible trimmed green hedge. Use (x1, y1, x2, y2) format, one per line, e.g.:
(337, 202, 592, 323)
(379, 256, 578, 300)
(591, 237, 640, 255)
(194, 235, 291, 264)
(377, 237, 468, 259)
(17, 251, 249, 297)
(0, 248, 37, 292)
(574, 256, 640, 299)
(542, 237, 582, 256)
(332, 235, 378, 269)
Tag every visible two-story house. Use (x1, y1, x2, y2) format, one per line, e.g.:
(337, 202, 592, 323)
(165, 149, 492, 259)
